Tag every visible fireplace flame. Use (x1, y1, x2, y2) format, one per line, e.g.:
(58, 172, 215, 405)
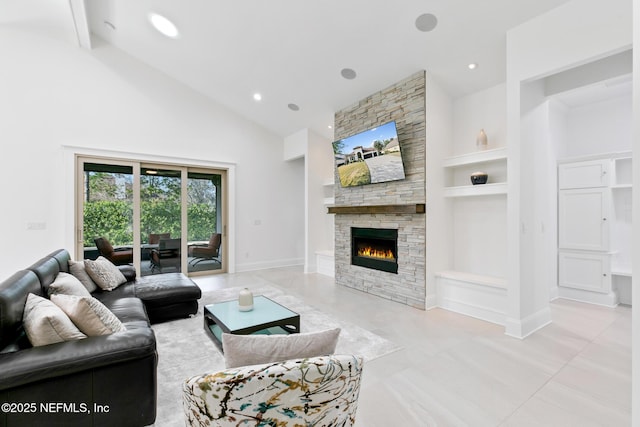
(357, 245, 395, 261)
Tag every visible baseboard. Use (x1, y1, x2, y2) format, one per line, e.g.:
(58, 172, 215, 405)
(315, 250, 335, 277)
(438, 297, 506, 325)
(436, 273, 507, 325)
(557, 286, 619, 308)
(236, 257, 304, 273)
(504, 306, 552, 339)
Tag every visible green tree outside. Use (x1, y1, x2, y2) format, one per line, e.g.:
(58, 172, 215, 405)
(84, 170, 218, 247)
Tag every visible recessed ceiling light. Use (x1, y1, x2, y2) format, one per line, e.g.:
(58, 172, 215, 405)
(328, 125, 333, 129)
(288, 103, 300, 111)
(341, 68, 357, 80)
(253, 93, 262, 101)
(148, 13, 179, 38)
(468, 63, 478, 70)
(415, 13, 438, 32)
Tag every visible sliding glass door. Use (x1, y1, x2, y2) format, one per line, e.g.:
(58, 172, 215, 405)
(187, 170, 224, 274)
(140, 166, 182, 275)
(76, 156, 226, 276)
(79, 161, 134, 262)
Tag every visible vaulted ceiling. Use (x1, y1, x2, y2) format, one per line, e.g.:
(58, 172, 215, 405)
(4, 0, 574, 139)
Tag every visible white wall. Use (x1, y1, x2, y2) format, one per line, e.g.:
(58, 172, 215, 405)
(0, 11, 305, 280)
(283, 128, 333, 273)
(564, 94, 633, 157)
(425, 73, 453, 308)
(452, 83, 507, 155)
(450, 83, 508, 279)
(631, 2, 639, 425)
(505, 0, 633, 338)
(521, 81, 556, 318)
(305, 129, 333, 273)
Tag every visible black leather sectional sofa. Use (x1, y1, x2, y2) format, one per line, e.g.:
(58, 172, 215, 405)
(0, 249, 202, 427)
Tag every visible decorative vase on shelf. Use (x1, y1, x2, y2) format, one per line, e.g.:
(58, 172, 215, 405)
(470, 171, 488, 185)
(476, 129, 488, 150)
(238, 288, 254, 311)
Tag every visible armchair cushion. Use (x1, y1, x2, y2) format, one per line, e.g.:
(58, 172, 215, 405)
(84, 257, 127, 291)
(50, 294, 127, 336)
(183, 355, 363, 427)
(22, 293, 86, 347)
(221, 327, 340, 368)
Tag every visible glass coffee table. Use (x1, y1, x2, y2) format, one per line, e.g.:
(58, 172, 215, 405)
(203, 295, 300, 351)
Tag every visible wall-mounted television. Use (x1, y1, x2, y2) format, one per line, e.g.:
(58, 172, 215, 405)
(333, 120, 405, 188)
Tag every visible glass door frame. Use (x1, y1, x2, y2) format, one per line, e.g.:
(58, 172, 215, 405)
(75, 155, 228, 276)
(185, 166, 228, 277)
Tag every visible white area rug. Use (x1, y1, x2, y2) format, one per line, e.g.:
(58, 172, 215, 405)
(150, 285, 401, 426)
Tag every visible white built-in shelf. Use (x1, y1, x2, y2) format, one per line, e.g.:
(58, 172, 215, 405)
(443, 147, 507, 168)
(322, 181, 335, 205)
(443, 147, 507, 198)
(611, 184, 632, 189)
(612, 269, 632, 277)
(443, 182, 507, 198)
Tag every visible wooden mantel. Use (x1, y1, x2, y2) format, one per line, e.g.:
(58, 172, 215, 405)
(327, 203, 425, 215)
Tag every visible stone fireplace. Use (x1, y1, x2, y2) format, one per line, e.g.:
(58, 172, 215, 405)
(332, 71, 426, 309)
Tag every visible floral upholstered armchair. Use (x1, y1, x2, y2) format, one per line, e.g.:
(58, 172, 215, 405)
(183, 354, 364, 426)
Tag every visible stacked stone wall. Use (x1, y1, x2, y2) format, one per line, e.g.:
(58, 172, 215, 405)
(334, 71, 426, 309)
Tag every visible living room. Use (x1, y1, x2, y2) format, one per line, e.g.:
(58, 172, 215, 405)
(1, 0, 639, 426)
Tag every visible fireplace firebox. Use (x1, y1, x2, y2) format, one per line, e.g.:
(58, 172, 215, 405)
(351, 227, 398, 274)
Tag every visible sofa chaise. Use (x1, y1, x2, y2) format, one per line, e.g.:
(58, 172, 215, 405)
(0, 249, 202, 427)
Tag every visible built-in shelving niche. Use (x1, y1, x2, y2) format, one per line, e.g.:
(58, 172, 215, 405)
(443, 147, 507, 198)
(436, 146, 508, 325)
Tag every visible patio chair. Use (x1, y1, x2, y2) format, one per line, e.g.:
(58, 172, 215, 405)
(146, 233, 170, 271)
(188, 233, 222, 266)
(148, 232, 170, 244)
(94, 237, 133, 265)
(150, 238, 181, 273)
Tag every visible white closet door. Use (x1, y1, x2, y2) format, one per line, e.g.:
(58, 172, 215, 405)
(558, 159, 609, 189)
(558, 188, 610, 251)
(559, 251, 611, 293)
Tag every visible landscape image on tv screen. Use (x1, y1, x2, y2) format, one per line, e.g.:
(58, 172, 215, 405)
(333, 121, 405, 188)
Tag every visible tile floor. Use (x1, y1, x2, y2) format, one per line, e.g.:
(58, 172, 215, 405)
(192, 266, 631, 427)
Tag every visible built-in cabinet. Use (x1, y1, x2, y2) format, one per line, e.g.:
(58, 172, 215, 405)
(558, 155, 632, 306)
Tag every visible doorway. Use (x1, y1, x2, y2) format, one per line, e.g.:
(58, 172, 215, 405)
(76, 156, 227, 276)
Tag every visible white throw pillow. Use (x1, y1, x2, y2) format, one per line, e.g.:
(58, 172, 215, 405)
(48, 272, 92, 298)
(22, 293, 87, 347)
(50, 294, 127, 336)
(222, 328, 341, 368)
(68, 259, 98, 293)
(84, 257, 127, 291)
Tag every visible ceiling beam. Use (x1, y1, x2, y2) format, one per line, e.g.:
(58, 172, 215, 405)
(68, 0, 91, 49)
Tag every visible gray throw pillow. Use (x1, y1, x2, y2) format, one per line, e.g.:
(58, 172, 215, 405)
(84, 257, 127, 291)
(50, 294, 126, 336)
(222, 328, 341, 368)
(68, 259, 98, 293)
(48, 272, 92, 298)
(22, 293, 87, 347)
